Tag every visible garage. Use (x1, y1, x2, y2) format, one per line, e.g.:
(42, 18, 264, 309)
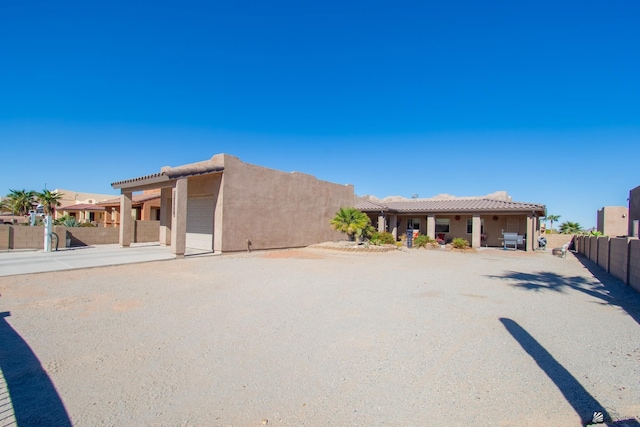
(186, 196, 214, 251)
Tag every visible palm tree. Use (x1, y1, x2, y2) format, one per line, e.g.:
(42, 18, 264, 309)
(559, 221, 582, 234)
(330, 207, 372, 242)
(35, 189, 63, 216)
(546, 214, 561, 232)
(0, 198, 9, 214)
(5, 189, 35, 216)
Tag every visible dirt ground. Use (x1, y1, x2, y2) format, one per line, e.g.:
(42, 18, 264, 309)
(1, 247, 640, 426)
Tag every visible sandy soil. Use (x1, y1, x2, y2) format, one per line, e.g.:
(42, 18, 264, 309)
(1, 247, 639, 426)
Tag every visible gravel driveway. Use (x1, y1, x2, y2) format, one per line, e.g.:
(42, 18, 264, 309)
(1, 247, 639, 426)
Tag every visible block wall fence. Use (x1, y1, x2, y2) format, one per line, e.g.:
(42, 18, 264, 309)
(574, 235, 640, 293)
(0, 221, 161, 251)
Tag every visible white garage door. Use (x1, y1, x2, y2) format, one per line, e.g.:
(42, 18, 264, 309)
(186, 196, 214, 251)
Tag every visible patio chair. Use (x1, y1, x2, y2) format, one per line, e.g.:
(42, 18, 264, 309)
(551, 242, 570, 258)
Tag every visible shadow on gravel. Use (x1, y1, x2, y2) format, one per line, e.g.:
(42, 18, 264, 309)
(0, 311, 72, 426)
(488, 261, 640, 326)
(500, 318, 610, 426)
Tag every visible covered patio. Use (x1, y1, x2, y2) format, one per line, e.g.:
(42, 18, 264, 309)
(356, 197, 546, 251)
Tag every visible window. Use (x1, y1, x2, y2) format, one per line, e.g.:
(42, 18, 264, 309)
(466, 218, 485, 234)
(407, 218, 421, 230)
(435, 218, 450, 233)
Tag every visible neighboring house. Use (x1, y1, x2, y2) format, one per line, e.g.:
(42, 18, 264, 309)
(629, 185, 640, 237)
(97, 190, 161, 227)
(355, 192, 546, 251)
(2, 189, 114, 224)
(111, 153, 354, 256)
(58, 203, 107, 224)
(596, 206, 629, 237)
(51, 189, 115, 219)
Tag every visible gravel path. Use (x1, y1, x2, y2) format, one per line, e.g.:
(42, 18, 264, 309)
(1, 248, 639, 426)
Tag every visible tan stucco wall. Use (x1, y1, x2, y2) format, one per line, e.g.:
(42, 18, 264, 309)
(597, 236, 610, 270)
(134, 220, 161, 243)
(1, 222, 159, 249)
(629, 239, 640, 293)
(66, 226, 119, 246)
(597, 206, 629, 237)
(589, 236, 598, 263)
(217, 154, 354, 252)
(544, 234, 574, 249)
(608, 237, 629, 283)
(0, 226, 15, 250)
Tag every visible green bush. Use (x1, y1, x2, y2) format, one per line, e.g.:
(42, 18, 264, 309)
(369, 231, 396, 245)
(62, 217, 81, 227)
(413, 234, 433, 248)
(451, 237, 470, 249)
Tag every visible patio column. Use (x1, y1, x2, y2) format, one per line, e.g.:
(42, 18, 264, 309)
(526, 214, 536, 251)
(426, 215, 435, 240)
(471, 215, 481, 248)
(119, 191, 133, 247)
(377, 214, 386, 233)
(389, 214, 397, 240)
(159, 187, 172, 246)
(171, 178, 187, 257)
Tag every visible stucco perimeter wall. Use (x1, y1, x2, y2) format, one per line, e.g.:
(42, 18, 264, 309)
(544, 234, 575, 250)
(608, 238, 629, 284)
(219, 154, 354, 252)
(134, 220, 161, 243)
(0, 226, 9, 250)
(629, 239, 640, 293)
(65, 226, 119, 246)
(589, 236, 599, 263)
(0, 222, 158, 249)
(597, 236, 610, 271)
(583, 236, 590, 257)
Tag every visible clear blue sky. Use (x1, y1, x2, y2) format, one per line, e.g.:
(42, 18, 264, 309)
(1, 1, 638, 229)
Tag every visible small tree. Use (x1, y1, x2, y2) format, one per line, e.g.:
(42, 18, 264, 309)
(330, 207, 372, 243)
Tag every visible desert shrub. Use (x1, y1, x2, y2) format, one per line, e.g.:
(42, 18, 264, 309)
(451, 237, 470, 249)
(62, 217, 81, 227)
(369, 231, 396, 245)
(413, 234, 433, 248)
(79, 222, 96, 227)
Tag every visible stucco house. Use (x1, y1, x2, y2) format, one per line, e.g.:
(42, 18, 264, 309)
(58, 203, 107, 224)
(111, 153, 354, 256)
(629, 185, 640, 237)
(356, 192, 546, 251)
(42, 189, 114, 224)
(596, 206, 629, 237)
(96, 190, 161, 227)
